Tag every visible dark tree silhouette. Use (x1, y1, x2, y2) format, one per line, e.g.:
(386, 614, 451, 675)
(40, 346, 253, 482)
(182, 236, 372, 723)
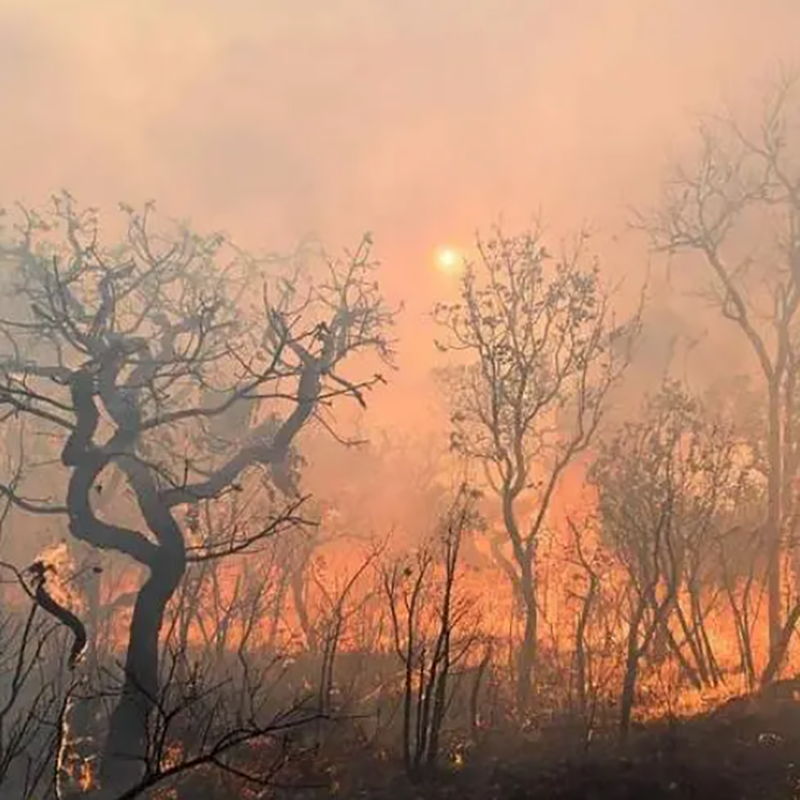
(434, 226, 640, 714)
(0, 193, 395, 794)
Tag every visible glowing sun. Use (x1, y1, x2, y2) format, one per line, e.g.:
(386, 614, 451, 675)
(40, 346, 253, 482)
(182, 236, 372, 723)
(434, 245, 464, 276)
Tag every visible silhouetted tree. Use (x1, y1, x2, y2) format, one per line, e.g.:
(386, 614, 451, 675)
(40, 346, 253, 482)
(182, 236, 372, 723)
(641, 71, 800, 679)
(0, 193, 395, 795)
(382, 483, 482, 779)
(434, 226, 639, 713)
(589, 380, 753, 736)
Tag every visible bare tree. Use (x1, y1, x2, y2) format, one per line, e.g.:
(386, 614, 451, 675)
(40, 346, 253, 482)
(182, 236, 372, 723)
(382, 484, 482, 780)
(85, 653, 324, 800)
(565, 517, 611, 747)
(715, 525, 766, 690)
(0, 193, 395, 794)
(0, 567, 67, 798)
(293, 539, 386, 746)
(434, 226, 639, 713)
(589, 418, 679, 738)
(640, 71, 800, 679)
(589, 380, 751, 737)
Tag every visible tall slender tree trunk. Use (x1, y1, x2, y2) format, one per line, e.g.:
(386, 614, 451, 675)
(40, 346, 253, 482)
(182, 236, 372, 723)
(619, 600, 647, 743)
(767, 380, 783, 670)
(516, 566, 537, 715)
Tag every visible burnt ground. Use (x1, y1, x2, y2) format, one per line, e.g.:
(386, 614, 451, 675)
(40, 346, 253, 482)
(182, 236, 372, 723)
(304, 697, 800, 800)
(468, 700, 800, 800)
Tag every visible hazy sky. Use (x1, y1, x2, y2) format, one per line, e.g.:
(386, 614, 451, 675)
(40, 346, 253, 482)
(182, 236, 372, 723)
(2, 0, 799, 428)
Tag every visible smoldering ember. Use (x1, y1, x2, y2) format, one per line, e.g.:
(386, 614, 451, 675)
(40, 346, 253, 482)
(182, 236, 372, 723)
(2, 4, 800, 800)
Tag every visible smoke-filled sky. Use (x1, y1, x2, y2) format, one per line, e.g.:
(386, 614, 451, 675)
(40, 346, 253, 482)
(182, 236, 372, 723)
(2, 0, 800, 429)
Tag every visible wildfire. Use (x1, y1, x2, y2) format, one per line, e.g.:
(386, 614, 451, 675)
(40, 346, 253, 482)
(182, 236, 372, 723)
(32, 540, 85, 614)
(56, 690, 100, 797)
(42, 448, 800, 757)
(77, 758, 97, 792)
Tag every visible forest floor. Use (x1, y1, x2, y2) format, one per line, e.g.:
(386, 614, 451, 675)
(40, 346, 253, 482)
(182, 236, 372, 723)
(301, 695, 800, 800)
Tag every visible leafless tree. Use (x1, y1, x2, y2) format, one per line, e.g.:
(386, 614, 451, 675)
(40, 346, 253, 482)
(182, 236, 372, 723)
(589, 380, 751, 737)
(0, 193, 395, 794)
(564, 517, 616, 747)
(715, 525, 766, 690)
(640, 70, 800, 679)
(307, 543, 383, 727)
(381, 484, 482, 780)
(82, 650, 323, 800)
(0, 549, 91, 799)
(434, 226, 640, 713)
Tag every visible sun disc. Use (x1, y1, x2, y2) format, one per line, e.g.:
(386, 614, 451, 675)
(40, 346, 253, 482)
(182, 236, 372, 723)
(434, 245, 463, 275)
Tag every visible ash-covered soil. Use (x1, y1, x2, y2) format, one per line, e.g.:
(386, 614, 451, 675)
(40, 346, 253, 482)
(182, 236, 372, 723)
(315, 694, 800, 800)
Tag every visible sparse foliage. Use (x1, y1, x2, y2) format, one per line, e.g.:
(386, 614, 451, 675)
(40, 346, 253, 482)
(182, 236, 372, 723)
(435, 226, 640, 712)
(640, 71, 800, 679)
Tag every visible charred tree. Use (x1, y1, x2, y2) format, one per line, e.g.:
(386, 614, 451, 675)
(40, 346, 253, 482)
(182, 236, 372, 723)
(0, 195, 395, 794)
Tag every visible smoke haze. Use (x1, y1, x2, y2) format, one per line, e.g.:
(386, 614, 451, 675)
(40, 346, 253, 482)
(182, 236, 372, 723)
(2, 0, 799, 427)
